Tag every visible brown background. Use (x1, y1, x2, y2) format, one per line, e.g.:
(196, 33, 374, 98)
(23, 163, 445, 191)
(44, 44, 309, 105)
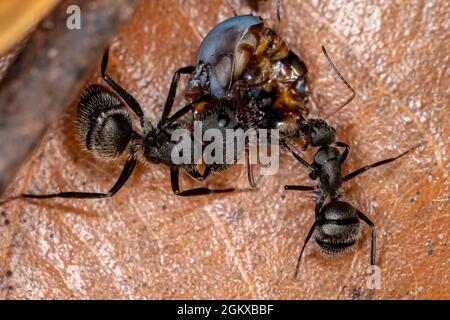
(0, 0, 448, 299)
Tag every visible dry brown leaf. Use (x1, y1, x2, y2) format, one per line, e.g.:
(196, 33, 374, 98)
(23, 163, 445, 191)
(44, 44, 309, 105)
(0, 0, 448, 299)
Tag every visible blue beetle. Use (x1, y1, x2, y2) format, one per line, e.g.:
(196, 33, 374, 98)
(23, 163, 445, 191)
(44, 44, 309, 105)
(184, 15, 309, 141)
(157, 14, 310, 186)
(188, 15, 264, 100)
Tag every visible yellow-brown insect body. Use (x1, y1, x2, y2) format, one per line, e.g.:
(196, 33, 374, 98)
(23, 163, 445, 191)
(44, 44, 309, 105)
(187, 15, 309, 140)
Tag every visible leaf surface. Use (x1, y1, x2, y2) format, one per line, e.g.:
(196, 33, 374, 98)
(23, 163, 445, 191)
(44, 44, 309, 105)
(0, 0, 448, 299)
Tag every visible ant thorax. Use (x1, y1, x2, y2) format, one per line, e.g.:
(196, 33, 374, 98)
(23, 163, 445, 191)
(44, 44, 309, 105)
(313, 146, 343, 196)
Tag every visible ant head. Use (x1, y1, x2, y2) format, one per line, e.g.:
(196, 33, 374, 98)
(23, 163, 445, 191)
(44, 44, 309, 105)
(77, 85, 133, 160)
(315, 201, 361, 255)
(301, 118, 336, 147)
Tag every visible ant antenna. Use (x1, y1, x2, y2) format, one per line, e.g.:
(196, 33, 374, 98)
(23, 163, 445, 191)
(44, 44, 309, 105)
(294, 220, 317, 278)
(294, 241, 308, 278)
(276, 0, 281, 22)
(225, 0, 238, 16)
(321, 45, 356, 120)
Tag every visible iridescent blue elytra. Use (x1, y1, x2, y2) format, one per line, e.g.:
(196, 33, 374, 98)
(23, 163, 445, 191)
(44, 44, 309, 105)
(192, 15, 263, 99)
(186, 13, 309, 141)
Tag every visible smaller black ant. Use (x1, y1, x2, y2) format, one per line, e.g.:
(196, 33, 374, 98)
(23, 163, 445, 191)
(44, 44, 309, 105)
(280, 47, 417, 277)
(282, 121, 416, 277)
(284, 140, 414, 277)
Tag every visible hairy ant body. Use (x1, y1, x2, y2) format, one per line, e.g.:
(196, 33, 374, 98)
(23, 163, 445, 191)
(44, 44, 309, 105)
(21, 48, 235, 200)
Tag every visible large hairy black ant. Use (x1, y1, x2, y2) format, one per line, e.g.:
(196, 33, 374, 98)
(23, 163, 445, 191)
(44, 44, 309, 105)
(19, 48, 236, 200)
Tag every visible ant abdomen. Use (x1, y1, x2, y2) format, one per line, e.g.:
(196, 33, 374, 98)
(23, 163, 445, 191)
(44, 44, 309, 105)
(77, 85, 134, 160)
(315, 201, 361, 255)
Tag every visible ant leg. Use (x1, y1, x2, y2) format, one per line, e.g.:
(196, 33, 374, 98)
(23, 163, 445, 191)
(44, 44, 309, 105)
(322, 46, 356, 120)
(294, 193, 325, 277)
(158, 66, 196, 129)
(356, 209, 377, 271)
(281, 140, 315, 172)
(343, 148, 413, 182)
(294, 220, 317, 278)
(246, 146, 263, 189)
(247, 162, 264, 189)
(170, 167, 234, 197)
(101, 48, 145, 121)
(333, 141, 350, 163)
(276, 0, 281, 21)
(284, 185, 322, 204)
(22, 156, 137, 199)
(159, 103, 194, 130)
(284, 185, 315, 191)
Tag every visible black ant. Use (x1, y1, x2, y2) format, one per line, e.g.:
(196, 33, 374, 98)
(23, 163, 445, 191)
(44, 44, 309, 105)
(284, 140, 414, 277)
(19, 48, 235, 200)
(281, 47, 416, 276)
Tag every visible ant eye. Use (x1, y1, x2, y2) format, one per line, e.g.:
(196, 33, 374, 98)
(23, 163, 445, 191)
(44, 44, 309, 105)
(217, 114, 230, 128)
